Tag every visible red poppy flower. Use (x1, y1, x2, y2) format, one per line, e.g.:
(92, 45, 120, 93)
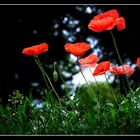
(111, 64, 134, 76)
(22, 43, 48, 56)
(78, 54, 99, 68)
(64, 42, 90, 56)
(88, 17, 116, 32)
(93, 61, 111, 76)
(137, 57, 140, 69)
(88, 9, 125, 32)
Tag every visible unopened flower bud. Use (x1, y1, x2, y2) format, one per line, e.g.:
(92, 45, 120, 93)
(53, 71, 58, 82)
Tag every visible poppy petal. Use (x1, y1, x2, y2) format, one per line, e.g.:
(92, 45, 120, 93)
(116, 17, 125, 31)
(93, 61, 111, 76)
(78, 54, 99, 66)
(94, 9, 119, 20)
(64, 42, 90, 56)
(88, 17, 115, 32)
(22, 43, 48, 56)
(81, 64, 96, 68)
(22, 48, 35, 56)
(111, 64, 134, 76)
(137, 57, 140, 69)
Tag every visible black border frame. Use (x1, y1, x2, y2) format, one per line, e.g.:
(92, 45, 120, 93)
(0, 0, 139, 4)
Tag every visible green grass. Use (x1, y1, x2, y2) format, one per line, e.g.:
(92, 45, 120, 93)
(1, 83, 140, 135)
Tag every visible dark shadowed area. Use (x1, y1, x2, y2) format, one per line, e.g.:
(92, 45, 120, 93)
(0, 5, 140, 106)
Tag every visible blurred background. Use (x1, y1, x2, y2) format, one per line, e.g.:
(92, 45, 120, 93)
(0, 5, 140, 106)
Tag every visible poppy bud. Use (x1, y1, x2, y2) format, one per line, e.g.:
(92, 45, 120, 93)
(53, 62, 59, 82)
(53, 71, 58, 82)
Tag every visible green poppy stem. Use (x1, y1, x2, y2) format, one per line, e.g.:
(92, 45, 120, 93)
(109, 30, 131, 93)
(77, 57, 90, 87)
(77, 57, 100, 109)
(88, 67, 98, 86)
(34, 56, 50, 91)
(54, 62, 69, 95)
(34, 56, 62, 108)
(54, 61, 76, 109)
(104, 73, 119, 107)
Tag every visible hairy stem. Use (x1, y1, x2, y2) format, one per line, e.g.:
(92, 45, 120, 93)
(55, 62, 69, 96)
(77, 57, 100, 109)
(105, 74, 119, 107)
(34, 56, 62, 108)
(110, 30, 130, 93)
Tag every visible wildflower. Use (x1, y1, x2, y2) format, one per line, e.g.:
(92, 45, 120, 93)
(88, 9, 125, 32)
(64, 42, 90, 56)
(93, 61, 111, 76)
(111, 64, 134, 76)
(78, 54, 99, 68)
(137, 57, 140, 69)
(22, 43, 48, 56)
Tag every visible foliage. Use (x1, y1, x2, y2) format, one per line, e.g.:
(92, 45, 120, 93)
(0, 85, 140, 135)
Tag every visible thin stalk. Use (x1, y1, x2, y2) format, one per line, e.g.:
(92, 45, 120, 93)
(55, 62, 75, 109)
(83, 58, 99, 88)
(121, 75, 130, 95)
(88, 67, 102, 108)
(105, 73, 119, 107)
(77, 57, 100, 109)
(110, 30, 131, 92)
(34, 56, 62, 108)
(77, 60, 90, 87)
(88, 67, 98, 86)
(113, 59, 130, 96)
(34, 56, 50, 91)
(55, 62, 69, 95)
